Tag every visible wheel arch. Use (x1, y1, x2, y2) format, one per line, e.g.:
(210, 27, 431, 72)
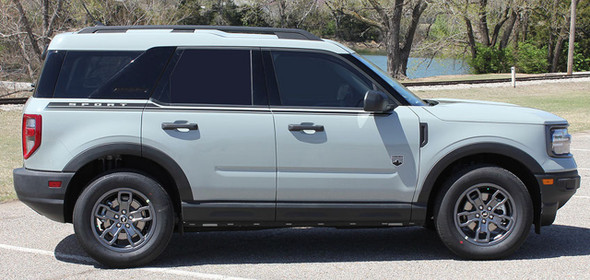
(62, 143, 192, 224)
(414, 143, 543, 232)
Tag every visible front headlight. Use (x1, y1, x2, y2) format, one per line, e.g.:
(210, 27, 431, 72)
(551, 128, 571, 156)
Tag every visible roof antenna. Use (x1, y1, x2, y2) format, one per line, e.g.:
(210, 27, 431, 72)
(79, 0, 104, 26)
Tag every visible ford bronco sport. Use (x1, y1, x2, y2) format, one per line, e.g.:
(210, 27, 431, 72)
(13, 26, 580, 267)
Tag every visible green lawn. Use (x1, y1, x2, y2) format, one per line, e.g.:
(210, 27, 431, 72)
(0, 109, 21, 202)
(415, 80, 590, 133)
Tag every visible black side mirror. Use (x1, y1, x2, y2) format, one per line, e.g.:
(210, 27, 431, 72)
(363, 90, 395, 113)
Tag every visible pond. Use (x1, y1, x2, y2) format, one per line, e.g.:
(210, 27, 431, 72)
(362, 55, 472, 79)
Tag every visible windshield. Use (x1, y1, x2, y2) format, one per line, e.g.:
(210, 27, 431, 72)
(352, 53, 425, 106)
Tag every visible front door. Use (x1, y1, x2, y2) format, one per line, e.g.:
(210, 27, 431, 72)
(267, 50, 421, 222)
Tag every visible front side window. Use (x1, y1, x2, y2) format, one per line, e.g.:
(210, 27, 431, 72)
(154, 49, 252, 105)
(271, 51, 375, 108)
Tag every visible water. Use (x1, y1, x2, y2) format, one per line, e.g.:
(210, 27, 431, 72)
(362, 55, 471, 79)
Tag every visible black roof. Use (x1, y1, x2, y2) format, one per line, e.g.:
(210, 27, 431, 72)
(78, 25, 322, 41)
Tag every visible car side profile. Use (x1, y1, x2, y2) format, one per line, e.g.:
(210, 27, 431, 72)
(13, 26, 580, 267)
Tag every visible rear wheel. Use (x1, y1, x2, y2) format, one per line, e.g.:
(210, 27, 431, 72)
(73, 172, 174, 267)
(435, 166, 533, 259)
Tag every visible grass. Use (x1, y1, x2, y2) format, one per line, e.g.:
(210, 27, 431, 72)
(403, 73, 555, 83)
(0, 109, 21, 202)
(415, 80, 590, 133)
(0, 81, 588, 203)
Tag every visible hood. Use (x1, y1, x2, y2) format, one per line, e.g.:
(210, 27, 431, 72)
(422, 98, 567, 125)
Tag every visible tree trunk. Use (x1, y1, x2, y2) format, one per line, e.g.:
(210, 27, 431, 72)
(400, 0, 428, 76)
(464, 16, 477, 59)
(500, 11, 518, 49)
(477, 0, 490, 46)
(552, 34, 566, 72)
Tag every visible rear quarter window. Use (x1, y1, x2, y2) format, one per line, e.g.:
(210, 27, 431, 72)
(45, 47, 174, 99)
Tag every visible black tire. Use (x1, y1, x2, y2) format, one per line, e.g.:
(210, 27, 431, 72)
(73, 172, 174, 267)
(435, 166, 533, 259)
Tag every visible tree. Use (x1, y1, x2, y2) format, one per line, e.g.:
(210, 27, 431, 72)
(443, 0, 521, 60)
(1, 0, 65, 80)
(328, 0, 428, 79)
(530, 0, 581, 72)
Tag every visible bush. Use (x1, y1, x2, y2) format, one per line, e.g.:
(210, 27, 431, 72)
(468, 45, 514, 74)
(513, 42, 549, 74)
(571, 43, 590, 71)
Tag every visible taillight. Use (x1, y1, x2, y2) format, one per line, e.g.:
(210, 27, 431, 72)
(22, 114, 42, 159)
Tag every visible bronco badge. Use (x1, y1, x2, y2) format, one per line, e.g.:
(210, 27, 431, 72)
(392, 156, 404, 166)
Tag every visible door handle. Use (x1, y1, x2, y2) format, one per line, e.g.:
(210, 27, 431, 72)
(288, 124, 324, 132)
(161, 122, 199, 131)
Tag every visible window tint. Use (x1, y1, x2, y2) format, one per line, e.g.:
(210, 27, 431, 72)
(52, 48, 174, 99)
(54, 51, 140, 98)
(271, 51, 374, 107)
(154, 49, 252, 105)
(34, 50, 65, 98)
(90, 47, 175, 99)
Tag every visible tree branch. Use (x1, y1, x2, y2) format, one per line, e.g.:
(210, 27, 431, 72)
(11, 0, 42, 60)
(490, 7, 511, 47)
(365, 0, 389, 24)
(336, 7, 385, 30)
(45, 0, 65, 40)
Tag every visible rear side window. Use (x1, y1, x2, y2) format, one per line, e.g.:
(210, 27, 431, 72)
(153, 49, 252, 105)
(50, 47, 174, 99)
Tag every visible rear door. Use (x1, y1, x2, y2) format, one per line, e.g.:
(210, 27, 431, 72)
(142, 49, 276, 223)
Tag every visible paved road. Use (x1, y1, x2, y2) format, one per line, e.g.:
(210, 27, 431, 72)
(1, 132, 589, 279)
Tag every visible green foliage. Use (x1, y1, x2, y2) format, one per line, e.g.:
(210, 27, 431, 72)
(428, 14, 453, 39)
(513, 42, 549, 74)
(468, 45, 514, 74)
(239, 4, 269, 27)
(571, 43, 590, 71)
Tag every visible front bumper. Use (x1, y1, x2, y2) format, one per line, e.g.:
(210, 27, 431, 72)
(535, 170, 580, 227)
(13, 168, 74, 223)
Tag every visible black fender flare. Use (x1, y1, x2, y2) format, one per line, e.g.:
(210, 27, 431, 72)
(412, 142, 543, 221)
(63, 143, 193, 201)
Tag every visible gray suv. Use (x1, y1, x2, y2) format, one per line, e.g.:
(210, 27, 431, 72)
(13, 26, 580, 267)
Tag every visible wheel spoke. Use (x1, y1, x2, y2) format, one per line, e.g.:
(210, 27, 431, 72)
(457, 211, 478, 227)
(125, 228, 136, 247)
(94, 204, 117, 221)
(491, 215, 514, 231)
(100, 224, 123, 245)
(467, 189, 485, 209)
(126, 224, 144, 242)
(117, 191, 132, 213)
(489, 197, 508, 211)
(485, 190, 500, 207)
(475, 222, 491, 243)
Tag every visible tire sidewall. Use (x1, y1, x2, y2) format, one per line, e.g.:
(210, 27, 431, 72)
(73, 172, 174, 267)
(436, 166, 533, 259)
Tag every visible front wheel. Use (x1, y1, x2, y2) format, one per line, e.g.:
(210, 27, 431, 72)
(435, 166, 533, 259)
(73, 172, 174, 267)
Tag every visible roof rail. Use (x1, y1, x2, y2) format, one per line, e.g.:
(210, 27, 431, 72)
(77, 25, 322, 41)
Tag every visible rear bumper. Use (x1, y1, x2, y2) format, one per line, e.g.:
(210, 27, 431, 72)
(535, 170, 581, 226)
(13, 168, 74, 223)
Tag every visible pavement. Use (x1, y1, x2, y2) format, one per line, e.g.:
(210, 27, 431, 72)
(0, 132, 589, 279)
